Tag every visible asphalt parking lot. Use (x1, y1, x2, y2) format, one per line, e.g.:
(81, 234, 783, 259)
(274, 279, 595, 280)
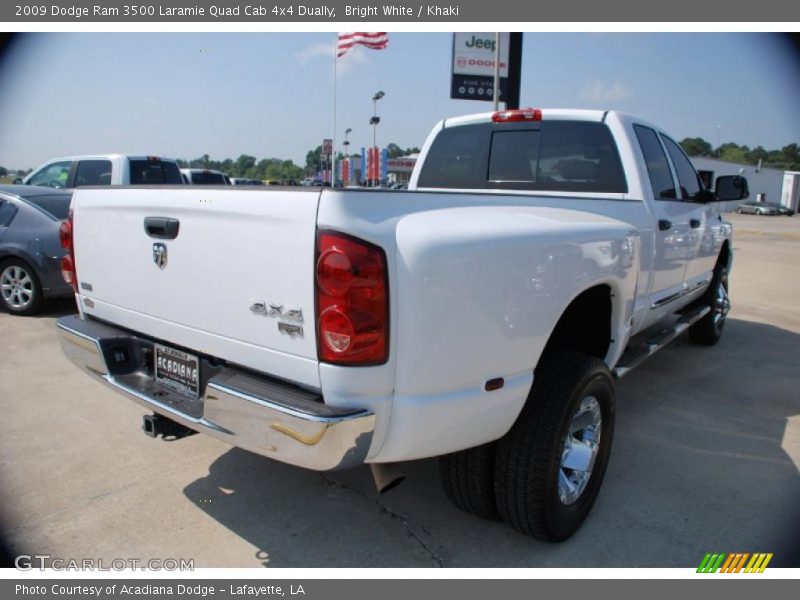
(1, 212, 798, 568)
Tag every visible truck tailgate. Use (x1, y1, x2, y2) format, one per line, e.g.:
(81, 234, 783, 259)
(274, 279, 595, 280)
(72, 187, 321, 387)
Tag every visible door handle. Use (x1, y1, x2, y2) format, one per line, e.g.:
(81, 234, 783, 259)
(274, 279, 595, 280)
(658, 219, 672, 231)
(144, 217, 180, 240)
(690, 219, 702, 229)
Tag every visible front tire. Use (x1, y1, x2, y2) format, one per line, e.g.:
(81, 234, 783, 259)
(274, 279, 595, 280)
(0, 259, 44, 315)
(689, 266, 730, 346)
(495, 352, 615, 541)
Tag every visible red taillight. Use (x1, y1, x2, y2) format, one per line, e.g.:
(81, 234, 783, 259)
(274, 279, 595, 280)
(60, 255, 75, 286)
(317, 248, 353, 296)
(316, 231, 388, 365)
(59, 214, 77, 291)
(58, 219, 72, 252)
(492, 108, 542, 123)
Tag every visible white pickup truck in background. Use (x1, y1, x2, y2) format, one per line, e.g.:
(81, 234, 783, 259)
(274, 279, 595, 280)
(19, 154, 183, 188)
(57, 108, 748, 541)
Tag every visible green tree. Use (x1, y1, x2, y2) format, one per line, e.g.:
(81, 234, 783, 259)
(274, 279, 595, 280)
(386, 143, 421, 158)
(716, 142, 750, 164)
(188, 155, 215, 169)
(234, 154, 256, 177)
(679, 137, 713, 157)
(0, 166, 7, 177)
(305, 145, 323, 175)
(781, 143, 799, 166)
(386, 143, 403, 158)
(747, 146, 769, 164)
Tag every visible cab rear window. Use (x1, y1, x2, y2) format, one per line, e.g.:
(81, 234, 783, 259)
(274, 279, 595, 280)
(129, 160, 183, 185)
(189, 171, 226, 185)
(418, 120, 627, 193)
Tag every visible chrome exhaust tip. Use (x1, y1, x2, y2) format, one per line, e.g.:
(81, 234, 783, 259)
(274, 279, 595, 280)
(370, 463, 406, 494)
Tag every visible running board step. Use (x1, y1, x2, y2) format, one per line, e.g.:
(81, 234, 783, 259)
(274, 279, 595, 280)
(613, 305, 711, 378)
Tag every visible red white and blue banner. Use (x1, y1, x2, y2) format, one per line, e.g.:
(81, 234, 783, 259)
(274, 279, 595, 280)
(361, 147, 386, 184)
(337, 157, 353, 184)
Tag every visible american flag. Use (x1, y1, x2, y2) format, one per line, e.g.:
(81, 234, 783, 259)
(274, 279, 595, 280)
(337, 32, 389, 58)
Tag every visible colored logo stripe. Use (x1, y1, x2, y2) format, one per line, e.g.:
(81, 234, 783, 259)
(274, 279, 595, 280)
(745, 553, 773, 573)
(720, 553, 749, 573)
(697, 553, 773, 573)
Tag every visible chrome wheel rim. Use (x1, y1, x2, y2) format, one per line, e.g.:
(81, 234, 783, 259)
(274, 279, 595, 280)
(0, 265, 34, 310)
(559, 396, 602, 505)
(713, 278, 730, 331)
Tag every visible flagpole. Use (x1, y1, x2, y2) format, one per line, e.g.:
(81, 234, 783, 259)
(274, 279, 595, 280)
(332, 35, 337, 187)
(492, 32, 500, 110)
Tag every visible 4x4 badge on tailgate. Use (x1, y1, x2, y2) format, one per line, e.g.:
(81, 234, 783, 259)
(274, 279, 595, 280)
(250, 302, 305, 338)
(152, 243, 168, 269)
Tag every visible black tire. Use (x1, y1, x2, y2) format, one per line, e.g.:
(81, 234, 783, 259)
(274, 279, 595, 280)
(439, 442, 499, 520)
(0, 258, 44, 315)
(689, 266, 729, 346)
(495, 352, 615, 541)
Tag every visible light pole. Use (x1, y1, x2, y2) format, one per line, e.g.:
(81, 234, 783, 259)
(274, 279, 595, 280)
(371, 91, 384, 148)
(343, 127, 352, 154)
(343, 128, 352, 185)
(370, 91, 385, 187)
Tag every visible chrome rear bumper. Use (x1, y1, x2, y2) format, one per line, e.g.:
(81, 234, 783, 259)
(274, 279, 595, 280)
(56, 315, 375, 470)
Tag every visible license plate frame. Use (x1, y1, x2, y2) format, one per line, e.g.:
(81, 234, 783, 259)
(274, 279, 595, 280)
(154, 343, 200, 399)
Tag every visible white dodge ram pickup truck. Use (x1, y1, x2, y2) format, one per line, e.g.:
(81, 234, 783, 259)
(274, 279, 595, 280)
(21, 155, 183, 188)
(57, 109, 748, 540)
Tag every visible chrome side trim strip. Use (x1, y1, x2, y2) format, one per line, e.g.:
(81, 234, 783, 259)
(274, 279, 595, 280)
(650, 277, 711, 309)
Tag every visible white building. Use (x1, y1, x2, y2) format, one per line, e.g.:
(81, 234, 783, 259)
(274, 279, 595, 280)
(691, 157, 800, 212)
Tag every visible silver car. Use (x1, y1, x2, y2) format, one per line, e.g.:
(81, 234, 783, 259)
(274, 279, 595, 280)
(0, 185, 74, 315)
(736, 201, 778, 215)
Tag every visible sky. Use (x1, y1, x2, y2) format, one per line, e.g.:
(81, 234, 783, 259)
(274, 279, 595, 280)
(0, 32, 799, 170)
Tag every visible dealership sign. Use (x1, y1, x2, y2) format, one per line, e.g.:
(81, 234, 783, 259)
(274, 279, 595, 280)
(451, 33, 510, 101)
(386, 158, 417, 172)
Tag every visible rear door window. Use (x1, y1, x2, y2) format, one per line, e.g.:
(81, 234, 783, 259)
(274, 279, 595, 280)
(74, 159, 112, 186)
(634, 125, 677, 200)
(129, 160, 183, 184)
(418, 120, 627, 193)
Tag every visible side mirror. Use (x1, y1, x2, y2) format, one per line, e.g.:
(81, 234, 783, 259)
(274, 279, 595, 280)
(715, 175, 749, 202)
(12, 178, 22, 185)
